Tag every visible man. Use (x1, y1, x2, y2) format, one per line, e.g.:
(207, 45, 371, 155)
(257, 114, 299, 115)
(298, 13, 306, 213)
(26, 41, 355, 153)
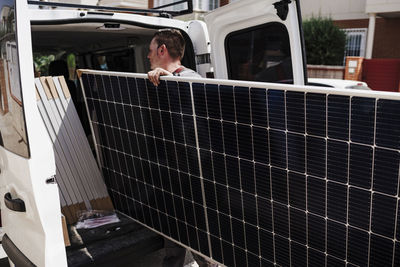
(147, 29, 216, 267)
(147, 28, 201, 86)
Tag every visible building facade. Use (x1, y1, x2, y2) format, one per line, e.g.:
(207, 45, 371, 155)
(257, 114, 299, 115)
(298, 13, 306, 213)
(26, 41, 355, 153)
(301, 0, 400, 59)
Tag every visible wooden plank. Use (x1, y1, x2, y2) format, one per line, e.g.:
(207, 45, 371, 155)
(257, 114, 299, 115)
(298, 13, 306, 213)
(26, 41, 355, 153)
(61, 214, 71, 247)
(57, 75, 71, 99)
(36, 84, 74, 207)
(35, 79, 89, 207)
(38, 78, 94, 208)
(62, 202, 87, 224)
(53, 76, 103, 199)
(90, 197, 114, 211)
(45, 76, 59, 99)
(40, 76, 53, 100)
(35, 87, 40, 101)
(47, 78, 99, 203)
(54, 76, 109, 198)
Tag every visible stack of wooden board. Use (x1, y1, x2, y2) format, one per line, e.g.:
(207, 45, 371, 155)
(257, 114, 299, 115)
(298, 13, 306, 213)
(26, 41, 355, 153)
(35, 76, 113, 224)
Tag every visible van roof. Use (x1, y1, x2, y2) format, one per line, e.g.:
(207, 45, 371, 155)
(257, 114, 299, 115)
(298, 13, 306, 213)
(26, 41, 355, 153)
(27, 0, 194, 17)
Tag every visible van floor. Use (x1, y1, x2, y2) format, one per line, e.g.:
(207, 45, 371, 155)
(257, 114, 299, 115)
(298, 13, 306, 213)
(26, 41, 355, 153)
(0, 249, 198, 267)
(0, 215, 198, 267)
(66, 212, 198, 267)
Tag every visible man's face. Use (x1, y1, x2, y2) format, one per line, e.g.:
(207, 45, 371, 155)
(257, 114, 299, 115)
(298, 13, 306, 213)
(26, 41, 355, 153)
(147, 38, 161, 70)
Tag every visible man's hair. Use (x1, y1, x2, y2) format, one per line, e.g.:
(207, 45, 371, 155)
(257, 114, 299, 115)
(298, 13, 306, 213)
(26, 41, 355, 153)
(152, 29, 185, 60)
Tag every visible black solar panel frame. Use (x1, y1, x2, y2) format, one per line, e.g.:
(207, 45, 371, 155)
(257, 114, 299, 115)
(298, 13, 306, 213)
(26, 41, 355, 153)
(80, 71, 400, 267)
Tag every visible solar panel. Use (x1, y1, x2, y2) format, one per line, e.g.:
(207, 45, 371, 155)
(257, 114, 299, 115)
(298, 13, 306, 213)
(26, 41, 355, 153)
(80, 70, 400, 267)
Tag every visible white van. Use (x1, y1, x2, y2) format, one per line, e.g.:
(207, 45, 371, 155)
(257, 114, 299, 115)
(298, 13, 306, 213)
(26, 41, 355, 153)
(0, 0, 306, 266)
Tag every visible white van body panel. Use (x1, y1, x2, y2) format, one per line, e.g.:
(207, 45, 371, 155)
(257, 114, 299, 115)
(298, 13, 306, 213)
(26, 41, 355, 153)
(205, 0, 305, 84)
(0, 1, 67, 266)
(187, 20, 211, 77)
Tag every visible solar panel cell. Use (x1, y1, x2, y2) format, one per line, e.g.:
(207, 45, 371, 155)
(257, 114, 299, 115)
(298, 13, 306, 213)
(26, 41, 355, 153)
(327, 95, 350, 141)
(287, 132, 305, 173)
(220, 85, 236, 122)
(351, 97, 375, 145)
(257, 197, 272, 232)
(250, 88, 268, 127)
(376, 99, 400, 149)
(369, 234, 394, 267)
(286, 91, 305, 133)
(205, 84, 221, 120)
(274, 235, 290, 266)
(291, 242, 307, 266)
(306, 136, 326, 178)
(348, 187, 371, 230)
(267, 89, 285, 130)
(255, 163, 271, 200)
(327, 220, 346, 260)
(327, 140, 348, 183)
(306, 93, 326, 137)
(273, 202, 289, 237)
(289, 208, 307, 244)
(371, 193, 397, 238)
(309, 248, 326, 266)
(373, 148, 400, 196)
(326, 181, 347, 223)
(269, 130, 286, 168)
(288, 172, 306, 210)
(234, 86, 251, 124)
(307, 176, 326, 216)
(308, 213, 326, 251)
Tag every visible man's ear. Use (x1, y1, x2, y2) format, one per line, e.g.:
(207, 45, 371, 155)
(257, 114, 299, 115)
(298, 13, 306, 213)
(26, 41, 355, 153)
(159, 44, 167, 55)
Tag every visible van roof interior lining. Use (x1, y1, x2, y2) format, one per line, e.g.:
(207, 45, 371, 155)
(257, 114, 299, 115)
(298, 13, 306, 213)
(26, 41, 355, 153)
(31, 23, 155, 52)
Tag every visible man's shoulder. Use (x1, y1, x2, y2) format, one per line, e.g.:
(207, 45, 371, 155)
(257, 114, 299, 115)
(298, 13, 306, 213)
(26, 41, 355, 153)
(173, 67, 201, 78)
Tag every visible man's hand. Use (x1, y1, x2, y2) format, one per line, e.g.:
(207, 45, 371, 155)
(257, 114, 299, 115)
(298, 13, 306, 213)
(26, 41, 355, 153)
(147, 67, 172, 86)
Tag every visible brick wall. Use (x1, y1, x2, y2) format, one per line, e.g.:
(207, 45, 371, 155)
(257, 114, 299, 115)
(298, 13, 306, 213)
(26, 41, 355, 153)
(334, 18, 400, 59)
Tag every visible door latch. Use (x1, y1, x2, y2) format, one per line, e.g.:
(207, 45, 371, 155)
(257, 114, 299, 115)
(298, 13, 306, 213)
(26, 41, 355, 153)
(46, 176, 57, 184)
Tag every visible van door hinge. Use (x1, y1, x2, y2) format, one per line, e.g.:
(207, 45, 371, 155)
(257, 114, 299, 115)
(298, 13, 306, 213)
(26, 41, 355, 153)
(273, 0, 292, 21)
(196, 53, 211, 65)
(46, 176, 57, 184)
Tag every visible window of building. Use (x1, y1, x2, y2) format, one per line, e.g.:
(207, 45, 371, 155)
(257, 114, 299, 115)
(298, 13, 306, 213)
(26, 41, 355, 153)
(225, 22, 293, 83)
(344, 28, 367, 59)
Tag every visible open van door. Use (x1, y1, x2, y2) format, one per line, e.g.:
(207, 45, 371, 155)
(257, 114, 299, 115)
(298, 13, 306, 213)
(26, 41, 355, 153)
(205, 0, 307, 85)
(0, 1, 67, 266)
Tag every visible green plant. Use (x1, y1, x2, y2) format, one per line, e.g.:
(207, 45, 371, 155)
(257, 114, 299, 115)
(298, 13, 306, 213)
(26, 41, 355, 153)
(303, 17, 346, 66)
(33, 54, 55, 76)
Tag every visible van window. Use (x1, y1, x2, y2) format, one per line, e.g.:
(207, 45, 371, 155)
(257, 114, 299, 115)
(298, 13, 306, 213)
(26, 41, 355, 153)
(0, 0, 29, 157)
(225, 22, 293, 84)
(92, 47, 136, 73)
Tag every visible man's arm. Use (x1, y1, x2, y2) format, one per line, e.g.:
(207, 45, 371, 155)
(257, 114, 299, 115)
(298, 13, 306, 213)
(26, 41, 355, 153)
(148, 67, 172, 86)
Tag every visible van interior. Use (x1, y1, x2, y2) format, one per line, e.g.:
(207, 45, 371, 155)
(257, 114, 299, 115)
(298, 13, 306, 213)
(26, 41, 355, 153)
(31, 21, 197, 266)
(31, 22, 196, 77)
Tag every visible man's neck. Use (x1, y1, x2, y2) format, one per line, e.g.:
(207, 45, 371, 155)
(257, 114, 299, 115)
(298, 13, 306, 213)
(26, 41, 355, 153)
(162, 60, 182, 73)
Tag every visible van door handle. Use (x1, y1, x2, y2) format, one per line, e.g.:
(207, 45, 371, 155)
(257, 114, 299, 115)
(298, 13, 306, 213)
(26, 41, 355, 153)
(4, 193, 26, 212)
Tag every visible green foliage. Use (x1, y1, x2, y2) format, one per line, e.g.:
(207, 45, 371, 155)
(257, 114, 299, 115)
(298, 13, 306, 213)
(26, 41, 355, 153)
(34, 54, 55, 76)
(303, 17, 346, 66)
(67, 53, 76, 69)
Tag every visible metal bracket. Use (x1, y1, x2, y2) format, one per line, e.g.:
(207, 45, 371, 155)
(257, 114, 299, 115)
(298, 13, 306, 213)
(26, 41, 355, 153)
(46, 175, 57, 184)
(273, 0, 292, 21)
